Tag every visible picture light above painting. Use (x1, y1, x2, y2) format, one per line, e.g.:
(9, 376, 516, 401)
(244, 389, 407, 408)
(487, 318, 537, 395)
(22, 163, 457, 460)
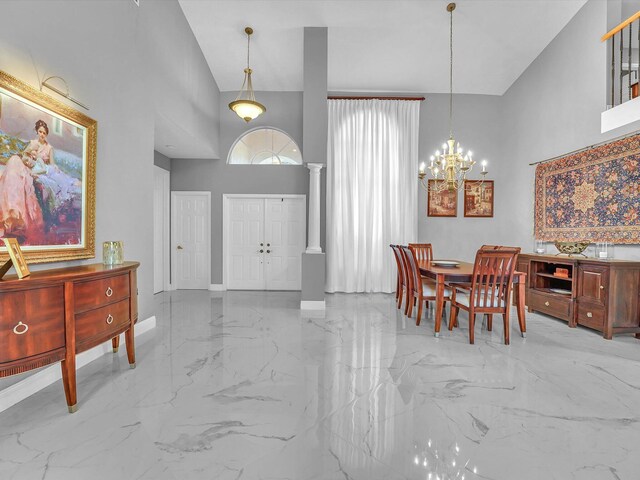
(0, 70, 96, 264)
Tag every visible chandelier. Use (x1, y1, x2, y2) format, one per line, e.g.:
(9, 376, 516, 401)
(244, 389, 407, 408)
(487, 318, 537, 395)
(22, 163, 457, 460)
(419, 3, 487, 192)
(229, 27, 266, 122)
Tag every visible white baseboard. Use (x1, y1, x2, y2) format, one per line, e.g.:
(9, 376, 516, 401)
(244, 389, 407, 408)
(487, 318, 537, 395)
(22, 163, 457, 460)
(300, 300, 326, 310)
(0, 316, 157, 414)
(209, 284, 226, 291)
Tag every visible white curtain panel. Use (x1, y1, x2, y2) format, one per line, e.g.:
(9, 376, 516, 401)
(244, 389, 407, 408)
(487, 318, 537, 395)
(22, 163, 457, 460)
(326, 99, 420, 293)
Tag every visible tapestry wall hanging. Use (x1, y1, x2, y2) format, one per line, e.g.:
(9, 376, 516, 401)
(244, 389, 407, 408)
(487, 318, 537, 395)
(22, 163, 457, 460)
(0, 70, 96, 264)
(534, 133, 640, 244)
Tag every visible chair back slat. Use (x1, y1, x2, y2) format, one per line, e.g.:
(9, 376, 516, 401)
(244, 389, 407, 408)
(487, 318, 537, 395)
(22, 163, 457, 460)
(402, 246, 421, 293)
(470, 247, 521, 308)
(390, 245, 407, 288)
(408, 243, 433, 263)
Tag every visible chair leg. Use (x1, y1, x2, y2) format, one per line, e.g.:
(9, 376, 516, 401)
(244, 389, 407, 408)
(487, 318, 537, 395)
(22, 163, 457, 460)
(469, 313, 475, 344)
(425, 300, 429, 309)
(416, 295, 424, 326)
(486, 314, 493, 331)
(397, 287, 404, 309)
(406, 292, 414, 317)
(448, 304, 459, 331)
(503, 310, 510, 345)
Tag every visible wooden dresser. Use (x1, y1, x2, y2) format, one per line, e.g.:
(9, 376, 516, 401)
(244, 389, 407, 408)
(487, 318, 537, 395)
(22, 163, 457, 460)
(0, 262, 139, 412)
(517, 254, 640, 339)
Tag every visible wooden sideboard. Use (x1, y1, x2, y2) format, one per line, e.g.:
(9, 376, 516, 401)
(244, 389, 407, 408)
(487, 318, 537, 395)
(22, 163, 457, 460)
(517, 254, 640, 339)
(0, 262, 139, 412)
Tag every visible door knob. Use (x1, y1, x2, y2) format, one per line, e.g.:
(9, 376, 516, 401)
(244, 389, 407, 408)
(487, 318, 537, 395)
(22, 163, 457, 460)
(599, 285, 604, 290)
(177, 245, 183, 250)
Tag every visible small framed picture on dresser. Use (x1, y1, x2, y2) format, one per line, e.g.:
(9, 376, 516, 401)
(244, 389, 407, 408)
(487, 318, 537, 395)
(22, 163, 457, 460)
(2, 238, 30, 278)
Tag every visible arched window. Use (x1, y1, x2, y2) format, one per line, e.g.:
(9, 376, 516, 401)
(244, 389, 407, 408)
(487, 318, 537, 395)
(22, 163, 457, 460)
(227, 127, 302, 165)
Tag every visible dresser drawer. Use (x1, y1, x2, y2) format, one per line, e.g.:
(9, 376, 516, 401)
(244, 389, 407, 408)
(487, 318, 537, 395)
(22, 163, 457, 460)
(75, 299, 130, 345)
(74, 274, 130, 313)
(528, 290, 572, 321)
(576, 303, 606, 331)
(0, 287, 65, 364)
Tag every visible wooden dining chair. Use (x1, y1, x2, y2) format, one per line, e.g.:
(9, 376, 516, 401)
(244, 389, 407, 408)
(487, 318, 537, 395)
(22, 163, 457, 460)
(403, 245, 450, 326)
(448, 247, 521, 344)
(390, 245, 408, 310)
(408, 243, 433, 263)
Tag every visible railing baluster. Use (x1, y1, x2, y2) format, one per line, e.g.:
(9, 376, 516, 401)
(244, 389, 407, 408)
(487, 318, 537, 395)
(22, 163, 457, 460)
(612, 32, 616, 107)
(629, 23, 633, 100)
(620, 26, 624, 106)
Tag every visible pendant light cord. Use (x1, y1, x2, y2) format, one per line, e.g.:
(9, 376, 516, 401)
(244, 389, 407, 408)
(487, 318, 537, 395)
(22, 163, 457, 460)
(247, 31, 251, 69)
(449, 7, 454, 140)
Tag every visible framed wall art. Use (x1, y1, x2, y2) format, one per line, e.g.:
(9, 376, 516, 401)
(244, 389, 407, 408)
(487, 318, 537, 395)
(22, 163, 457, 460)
(0, 70, 96, 263)
(464, 180, 494, 217)
(427, 180, 457, 217)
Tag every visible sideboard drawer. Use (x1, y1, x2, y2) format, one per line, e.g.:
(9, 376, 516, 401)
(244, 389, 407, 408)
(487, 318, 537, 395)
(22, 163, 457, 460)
(74, 274, 130, 313)
(75, 299, 130, 345)
(528, 290, 572, 321)
(0, 287, 65, 364)
(576, 303, 606, 331)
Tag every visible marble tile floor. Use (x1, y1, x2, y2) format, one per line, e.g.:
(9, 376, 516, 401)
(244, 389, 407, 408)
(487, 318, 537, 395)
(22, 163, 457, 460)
(1, 290, 640, 480)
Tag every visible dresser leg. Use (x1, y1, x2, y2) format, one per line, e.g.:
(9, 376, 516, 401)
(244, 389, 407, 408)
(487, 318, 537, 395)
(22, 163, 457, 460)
(60, 358, 77, 413)
(125, 324, 136, 368)
(112, 336, 120, 353)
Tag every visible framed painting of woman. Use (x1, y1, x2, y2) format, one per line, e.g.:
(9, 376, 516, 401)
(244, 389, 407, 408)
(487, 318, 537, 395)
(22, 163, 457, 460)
(0, 70, 96, 263)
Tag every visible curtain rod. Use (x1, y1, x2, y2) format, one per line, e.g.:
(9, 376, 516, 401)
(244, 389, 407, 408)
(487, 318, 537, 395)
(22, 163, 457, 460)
(327, 96, 425, 101)
(529, 130, 640, 166)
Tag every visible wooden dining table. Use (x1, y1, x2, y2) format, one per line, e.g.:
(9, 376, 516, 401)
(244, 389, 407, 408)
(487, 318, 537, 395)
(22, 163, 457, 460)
(418, 260, 527, 337)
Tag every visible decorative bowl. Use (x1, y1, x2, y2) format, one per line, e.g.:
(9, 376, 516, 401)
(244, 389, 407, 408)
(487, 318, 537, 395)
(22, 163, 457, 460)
(554, 241, 589, 256)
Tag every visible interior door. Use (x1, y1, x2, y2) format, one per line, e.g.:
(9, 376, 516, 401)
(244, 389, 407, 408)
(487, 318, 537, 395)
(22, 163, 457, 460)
(172, 192, 210, 289)
(227, 198, 265, 290)
(264, 198, 306, 290)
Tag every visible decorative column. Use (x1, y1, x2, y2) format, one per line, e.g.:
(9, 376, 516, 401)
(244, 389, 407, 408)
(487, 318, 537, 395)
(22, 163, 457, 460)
(306, 163, 323, 254)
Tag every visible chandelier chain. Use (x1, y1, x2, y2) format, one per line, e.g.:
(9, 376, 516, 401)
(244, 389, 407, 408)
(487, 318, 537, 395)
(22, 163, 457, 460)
(449, 6, 453, 139)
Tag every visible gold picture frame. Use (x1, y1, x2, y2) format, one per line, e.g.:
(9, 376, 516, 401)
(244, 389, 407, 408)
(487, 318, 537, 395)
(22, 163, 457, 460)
(0, 70, 96, 264)
(1, 238, 30, 279)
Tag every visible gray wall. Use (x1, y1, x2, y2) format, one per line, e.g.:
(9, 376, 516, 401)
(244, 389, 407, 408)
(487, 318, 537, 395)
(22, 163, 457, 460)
(417, 94, 504, 262)
(303, 28, 328, 165)
(171, 91, 309, 284)
(0, 0, 217, 390)
(501, 0, 640, 260)
(154, 151, 171, 171)
(147, 0, 221, 159)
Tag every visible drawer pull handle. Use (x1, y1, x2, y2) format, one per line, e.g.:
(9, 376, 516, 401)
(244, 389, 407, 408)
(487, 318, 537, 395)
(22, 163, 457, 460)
(12, 321, 29, 335)
(587, 312, 593, 318)
(106, 287, 113, 297)
(106, 314, 114, 325)
(544, 301, 550, 307)
(600, 285, 604, 290)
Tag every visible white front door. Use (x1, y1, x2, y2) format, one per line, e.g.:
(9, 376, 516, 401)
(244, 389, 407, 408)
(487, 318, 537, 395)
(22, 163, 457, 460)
(225, 195, 306, 290)
(172, 191, 211, 290)
(153, 167, 170, 294)
(227, 197, 265, 290)
(264, 198, 306, 290)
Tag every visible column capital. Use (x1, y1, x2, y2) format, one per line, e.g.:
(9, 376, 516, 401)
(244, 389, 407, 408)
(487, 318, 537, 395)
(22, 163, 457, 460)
(306, 163, 324, 172)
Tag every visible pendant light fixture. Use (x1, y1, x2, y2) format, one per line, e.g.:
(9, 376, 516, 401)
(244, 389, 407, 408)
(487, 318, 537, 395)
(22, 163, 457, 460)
(418, 3, 487, 192)
(229, 27, 266, 122)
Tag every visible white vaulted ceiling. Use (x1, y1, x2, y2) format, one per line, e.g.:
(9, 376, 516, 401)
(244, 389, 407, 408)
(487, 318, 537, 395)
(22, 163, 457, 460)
(178, 0, 587, 95)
